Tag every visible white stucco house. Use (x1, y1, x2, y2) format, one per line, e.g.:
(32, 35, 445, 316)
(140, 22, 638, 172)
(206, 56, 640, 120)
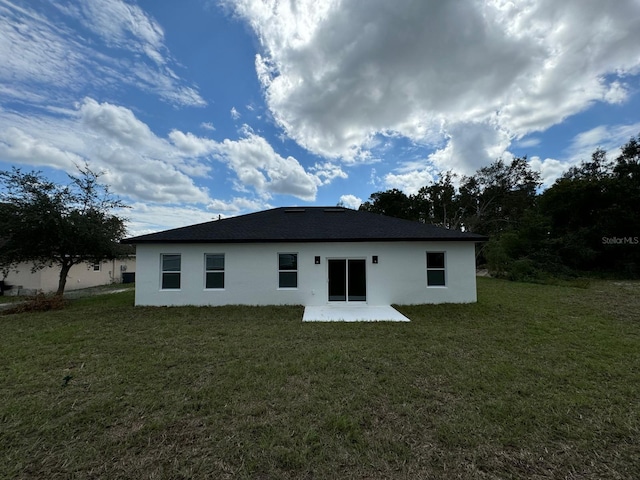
(122, 207, 487, 312)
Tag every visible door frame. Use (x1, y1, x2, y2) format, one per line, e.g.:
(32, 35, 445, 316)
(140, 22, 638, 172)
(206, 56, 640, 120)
(327, 257, 367, 303)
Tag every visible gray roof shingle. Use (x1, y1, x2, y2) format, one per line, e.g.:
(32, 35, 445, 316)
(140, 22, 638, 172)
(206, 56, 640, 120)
(121, 207, 488, 244)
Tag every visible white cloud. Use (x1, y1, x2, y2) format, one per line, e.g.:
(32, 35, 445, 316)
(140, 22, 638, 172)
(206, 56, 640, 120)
(80, 98, 156, 147)
(566, 123, 640, 163)
(0, 0, 205, 107)
(77, 98, 212, 179)
(169, 130, 218, 156)
(498, 1, 640, 134)
(0, 1, 88, 95)
(131, 64, 207, 107)
(211, 131, 320, 201)
(528, 156, 567, 187)
(207, 197, 266, 214)
(230, 107, 241, 120)
(384, 169, 436, 196)
(125, 202, 217, 236)
(227, 0, 640, 171)
(310, 162, 348, 185)
(515, 137, 541, 149)
(368, 167, 382, 188)
(0, 99, 211, 204)
(60, 0, 166, 64)
(201, 122, 216, 131)
(570, 126, 613, 153)
(0, 126, 84, 171)
(2, 95, 344, 208)
(428, 122, 513, 176)
(603, 81, 629, 105)
(338, 194, 362, 210)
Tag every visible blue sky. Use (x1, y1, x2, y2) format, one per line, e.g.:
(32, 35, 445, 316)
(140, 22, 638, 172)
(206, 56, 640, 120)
(1, 0, 640, 235)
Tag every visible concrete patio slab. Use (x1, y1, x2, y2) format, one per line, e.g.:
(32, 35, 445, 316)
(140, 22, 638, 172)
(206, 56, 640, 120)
(302, 305, 410, 322)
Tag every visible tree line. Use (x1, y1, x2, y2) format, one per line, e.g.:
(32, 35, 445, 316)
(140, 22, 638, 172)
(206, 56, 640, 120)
(358, 134, 640, 281)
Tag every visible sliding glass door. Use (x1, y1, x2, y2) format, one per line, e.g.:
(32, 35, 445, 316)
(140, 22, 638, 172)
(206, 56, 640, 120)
(328, 259, 366, 302)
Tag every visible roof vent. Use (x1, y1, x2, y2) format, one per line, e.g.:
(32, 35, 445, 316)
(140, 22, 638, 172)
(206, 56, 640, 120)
(284, 208, 306, 213)
(324, 208, 346, 213)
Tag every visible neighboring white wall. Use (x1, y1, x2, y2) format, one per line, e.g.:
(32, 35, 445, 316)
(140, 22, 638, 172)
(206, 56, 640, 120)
(134, 242, 478, 307)
(3, 257, 136, 294)
(2, 266, 44, 293)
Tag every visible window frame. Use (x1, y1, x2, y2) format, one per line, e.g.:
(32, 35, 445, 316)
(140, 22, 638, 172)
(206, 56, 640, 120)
(161, 253, 181, 290)
(278, 252, 298, 289)
(426, 251, 446, 287)
(204, 253, 225, 290)
(91, 262, 101, 272)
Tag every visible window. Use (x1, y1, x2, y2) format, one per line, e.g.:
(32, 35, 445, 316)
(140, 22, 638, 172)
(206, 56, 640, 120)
(161, 254, 181, 289)
(92, 262, 101, 271)
(426, 252, 446, 286)
(205, 254, 225, 289)
(278, 253, 298, 288)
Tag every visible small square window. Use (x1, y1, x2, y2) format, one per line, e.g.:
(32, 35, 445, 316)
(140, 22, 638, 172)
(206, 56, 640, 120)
(206, 272, 224, 289)
(279, 272, 298, 288)
(427, 252, 445, 269)
(427, 270, 445, 286)
(279, 253, 297, 270)
(163, 254, 181, 272)
(162, 272, 181, 289)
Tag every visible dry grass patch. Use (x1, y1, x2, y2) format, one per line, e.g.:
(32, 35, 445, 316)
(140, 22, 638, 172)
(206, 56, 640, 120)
(1, 293, 68, 314)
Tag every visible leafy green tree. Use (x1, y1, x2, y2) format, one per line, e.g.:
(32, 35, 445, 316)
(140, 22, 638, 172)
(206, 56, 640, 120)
(0, 165, 128, 295)
(540, 140, 640, 276)
(540, 148, 615, 272)
(458, 157, 541, 236)
(358, 188, 417, 220)
(562, 147, 612, 181)
(608, 137, 640, 275)
(612, 135, 640, 231)
(413, 171, 462, 228)
(484, 209, 564, 281)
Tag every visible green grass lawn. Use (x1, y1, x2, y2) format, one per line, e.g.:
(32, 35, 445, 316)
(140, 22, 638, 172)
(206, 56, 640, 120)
(1, 278, 639, 479)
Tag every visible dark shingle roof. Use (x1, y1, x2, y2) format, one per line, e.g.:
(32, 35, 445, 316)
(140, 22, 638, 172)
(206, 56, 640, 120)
(122, 207, 488, 244)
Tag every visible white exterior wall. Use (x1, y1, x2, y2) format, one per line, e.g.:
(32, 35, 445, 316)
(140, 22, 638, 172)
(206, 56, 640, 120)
(3, 257, 136, 294)
(134, 242, 478, 307)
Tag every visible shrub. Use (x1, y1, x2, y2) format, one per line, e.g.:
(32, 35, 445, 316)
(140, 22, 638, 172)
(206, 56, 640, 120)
(2, 293, 68, 315)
